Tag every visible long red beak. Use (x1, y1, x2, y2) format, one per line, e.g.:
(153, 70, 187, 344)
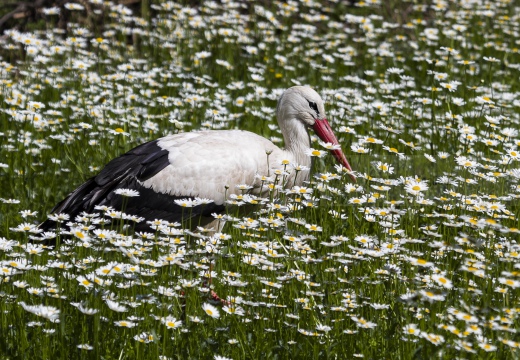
(313, 118, 356, 182)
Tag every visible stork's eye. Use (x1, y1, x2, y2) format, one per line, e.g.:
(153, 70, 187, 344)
(308, 101, 319, 116)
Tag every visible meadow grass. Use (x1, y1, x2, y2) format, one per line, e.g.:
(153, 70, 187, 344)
(1, 0, 520, 358)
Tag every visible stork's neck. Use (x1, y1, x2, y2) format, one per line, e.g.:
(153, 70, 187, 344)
(280, 118, 312, 169)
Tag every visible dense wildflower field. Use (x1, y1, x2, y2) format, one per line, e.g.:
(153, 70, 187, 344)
(1, 0, 520, 358)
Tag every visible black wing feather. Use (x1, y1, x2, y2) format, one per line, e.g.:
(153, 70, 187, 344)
(39, 139, 225, 233)
(137, 149, 170, 181)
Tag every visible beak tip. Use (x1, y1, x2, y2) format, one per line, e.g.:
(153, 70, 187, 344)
(315, 119, 356, 183)
(346, 171, 356, 183)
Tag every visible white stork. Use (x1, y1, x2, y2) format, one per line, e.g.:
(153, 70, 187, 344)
(40, 86, 355, 233)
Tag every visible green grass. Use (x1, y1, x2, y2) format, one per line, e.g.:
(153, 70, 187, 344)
(1, 0, 520, 359)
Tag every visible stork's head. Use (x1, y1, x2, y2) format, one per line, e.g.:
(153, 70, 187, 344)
(277, 86, 356, 182)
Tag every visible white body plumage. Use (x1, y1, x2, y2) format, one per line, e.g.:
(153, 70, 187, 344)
(141, 130, 310, 204)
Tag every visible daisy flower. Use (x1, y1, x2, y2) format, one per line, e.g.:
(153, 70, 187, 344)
(351, 316, 376, 329)
(106, 300, 128, 312)
(113, 188, 140, 197)
(77, 275, 94, 289)
(174, 198, 196, 207)
(404, 180, 429, 196)
(374, 161, 394, 173)
(202, 303, 220, 319)
(223, 305, 245, 316)
(319, 141, 342, 150)
(478, 341, 497, 352)
(403, 324, 421, 336)
(455, 156, 478, 168)
(351, 144, 370, 154)
(498, 277, 520, 288)
(114, 320, 136, 328)
(77, 344, 93, 350)
(361, 136, 384, 145)
(108, 128, 130, 136)
(19, 302, 60, 323)
(161, 315, 182, 329)
(305, 148, 327, 158)
(424, 154, 436, 163)
(305, 224, 322, 232)
(440, 81, 459, 92)
(432, 274, 453, 289)
(406, 257, 434, 267)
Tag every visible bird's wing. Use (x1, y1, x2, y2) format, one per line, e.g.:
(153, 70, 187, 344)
(41, 130, 282, 231)
(141, 130, 282, 204)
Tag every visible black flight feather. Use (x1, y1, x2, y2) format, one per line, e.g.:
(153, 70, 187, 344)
(39, 139, 225, 234)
